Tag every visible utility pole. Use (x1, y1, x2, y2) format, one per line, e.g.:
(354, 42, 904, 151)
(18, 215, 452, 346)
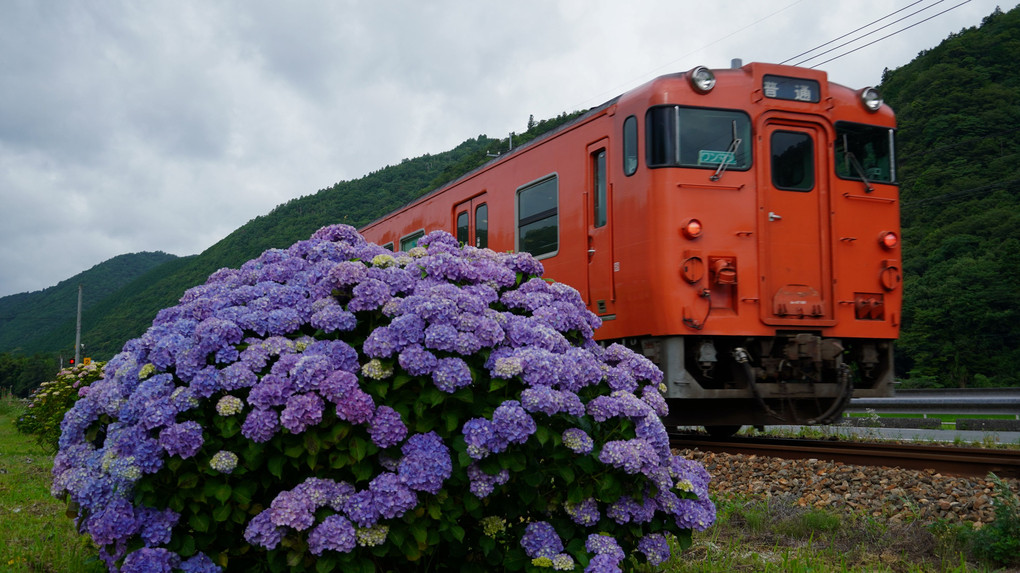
(75, 283, 82, 365)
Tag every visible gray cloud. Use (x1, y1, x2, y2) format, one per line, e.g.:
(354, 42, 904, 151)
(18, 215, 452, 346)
(0, 0, 1004, 297)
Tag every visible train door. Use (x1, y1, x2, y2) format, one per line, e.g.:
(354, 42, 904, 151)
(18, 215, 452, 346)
(586, 140, 615, 318)
(758, 119, 835, 325)
(454, 194, 489, 249)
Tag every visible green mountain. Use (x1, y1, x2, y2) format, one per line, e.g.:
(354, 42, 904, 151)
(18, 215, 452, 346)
(879, 6, 1020, 387)
(0, 251, 178, 355)
(2, 6, 1018, 392)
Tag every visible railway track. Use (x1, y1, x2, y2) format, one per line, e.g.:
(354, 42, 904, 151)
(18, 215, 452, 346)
(670, 434, 1020, 479)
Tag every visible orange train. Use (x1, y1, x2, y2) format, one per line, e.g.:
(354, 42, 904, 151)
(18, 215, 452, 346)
(360, 61, 900, 433)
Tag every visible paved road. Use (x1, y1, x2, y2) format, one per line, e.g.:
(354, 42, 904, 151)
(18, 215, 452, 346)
(765, 424, 1020, 446)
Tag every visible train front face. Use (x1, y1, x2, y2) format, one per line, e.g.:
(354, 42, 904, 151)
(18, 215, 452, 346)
(617, 63, 900, 428)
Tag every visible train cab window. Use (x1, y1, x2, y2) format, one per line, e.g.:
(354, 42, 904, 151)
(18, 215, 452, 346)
(646, 106, 751, 170)
(400, 230, 425, 251)
(593, 149, 607, 227)
(623, 115, 638, 176)
(835, 122, 896, 184)
(475, 203, 488, 248)
(517, 175, 558, 257)
(771, 131, 814, 191)
(456, 211, 469, 245)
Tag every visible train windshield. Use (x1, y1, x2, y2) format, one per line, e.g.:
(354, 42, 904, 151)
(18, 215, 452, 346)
(835, 122, 896, 184)
(646, 106, 751, 170)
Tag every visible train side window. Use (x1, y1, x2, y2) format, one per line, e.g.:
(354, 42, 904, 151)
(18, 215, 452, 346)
(771, 131, 814, 191)
(456, 210, 469, 245)
(834, 122, 896, 184)
(400, 229, 425, 251)
(383, 242, 394, 252)
(593, 149, 607, 227)
(623, 115, 638, 176)
(517, 175, 558, 257)
(475, 203, 488, 248)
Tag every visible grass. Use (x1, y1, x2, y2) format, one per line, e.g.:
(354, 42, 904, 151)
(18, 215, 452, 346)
(646, 495, 1001, 572)
(0, 404, 104, 572)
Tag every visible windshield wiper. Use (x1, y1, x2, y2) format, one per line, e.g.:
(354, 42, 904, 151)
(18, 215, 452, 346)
(710, 120, 742, 181)
(842, 134, 874, 192)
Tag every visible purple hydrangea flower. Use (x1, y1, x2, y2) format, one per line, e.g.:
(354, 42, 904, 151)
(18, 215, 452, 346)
(244, 510, 283, 549)
(368, 472, 417, 519)
(241, 407, 280, 443)
(280, 392, 325, 434)
(398, 431, 452, 494)
(520, 521, 563, 559)
(431, 357, 473, 393)
(466, 463, 509, 498)
(637, 533, 671, 566)
(491, 400, 536, 445)
(179, 552, 220, 573)
(308, 514, 357, 555)
(368, 405, 407, 448)
(121, 547, 178, 573)
(562, 428, 594, 454)
(158, 421, 204, 459)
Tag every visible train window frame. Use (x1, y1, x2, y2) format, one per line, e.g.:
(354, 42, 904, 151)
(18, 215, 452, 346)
(593, 148, 607, 228)
(456, 210, 469, 245)
(516, 174, 559, 259)
(623, 115, 638, 176)
(399, 229, 426, 251)
(834, 121, 897, 185)
(770, 130, 815, 192)
(645, 106, 752, 171)
(475, 203, 488, 248)
(383, 242, 395, 252)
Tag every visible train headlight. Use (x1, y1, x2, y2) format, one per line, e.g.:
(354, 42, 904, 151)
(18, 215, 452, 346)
(859, 87, 883, 112)
(681, 218, 703, 239)
(688, 66, 716, 94)
(879, 231, 898, 250)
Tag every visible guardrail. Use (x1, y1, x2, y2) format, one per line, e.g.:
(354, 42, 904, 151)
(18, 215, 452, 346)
(844, 387, 1020, 431)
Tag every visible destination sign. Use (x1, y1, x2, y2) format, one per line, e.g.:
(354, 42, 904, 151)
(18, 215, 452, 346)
(762, 74, 820, 103)
(698, 150, 737, 165)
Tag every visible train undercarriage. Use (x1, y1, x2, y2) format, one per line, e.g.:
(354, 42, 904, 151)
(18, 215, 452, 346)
(621, 334, 896, 434)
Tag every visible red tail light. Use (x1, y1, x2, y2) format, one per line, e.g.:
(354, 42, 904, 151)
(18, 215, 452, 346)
(879, 231, 898, 250)
(681, 219, 703, 239)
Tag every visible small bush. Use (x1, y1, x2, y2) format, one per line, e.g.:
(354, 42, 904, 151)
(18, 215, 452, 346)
(15, 361, 105, 452)
(52, 225, 715, 572)
(968, 473, 1020, 567)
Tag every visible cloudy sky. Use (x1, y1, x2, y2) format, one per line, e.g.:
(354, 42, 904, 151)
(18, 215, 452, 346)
(0, 0, 1008, 298)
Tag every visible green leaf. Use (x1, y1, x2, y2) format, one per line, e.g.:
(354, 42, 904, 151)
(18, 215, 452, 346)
(212, 503, 232, 522)
(189, 513, 211, 533)
(284, 442, 305, 458)
(350, 437, 367, 462)
(214, 483, 232, 503)
(268, 455, 285, 479)
(304, 432, 321, 456)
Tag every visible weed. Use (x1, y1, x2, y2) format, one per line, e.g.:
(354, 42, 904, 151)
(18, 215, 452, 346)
(966, 473, 1020, 568)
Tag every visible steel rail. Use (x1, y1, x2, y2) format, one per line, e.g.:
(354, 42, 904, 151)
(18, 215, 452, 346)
(670, 434, 1020, 479)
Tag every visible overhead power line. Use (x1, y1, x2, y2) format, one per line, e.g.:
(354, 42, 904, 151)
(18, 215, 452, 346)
(791, 0, 973, 69)
(780, 0, 939, 65)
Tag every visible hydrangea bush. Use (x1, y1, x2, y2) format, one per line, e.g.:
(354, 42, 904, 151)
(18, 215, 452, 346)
(16, 361, 105, 452)
(52, 225, 715, 572)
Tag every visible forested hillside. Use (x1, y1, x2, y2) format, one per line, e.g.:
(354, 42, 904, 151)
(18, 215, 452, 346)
(879, 6, 1020, 387)
(2, 6, 1018, 394)
(0, 113, 582, 374)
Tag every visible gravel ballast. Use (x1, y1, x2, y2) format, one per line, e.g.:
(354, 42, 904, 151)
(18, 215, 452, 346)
(681, 448, 1020, 526)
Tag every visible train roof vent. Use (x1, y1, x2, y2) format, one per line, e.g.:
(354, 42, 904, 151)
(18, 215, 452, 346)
(731, 58, 743, 69)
